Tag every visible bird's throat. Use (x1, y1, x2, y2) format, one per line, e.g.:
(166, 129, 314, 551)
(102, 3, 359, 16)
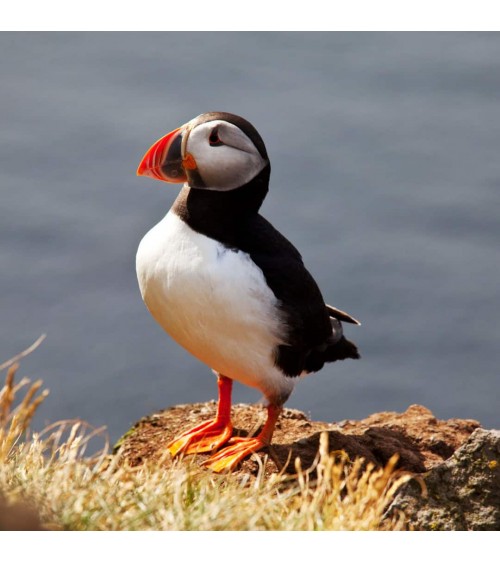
(172, 165, 270, 247)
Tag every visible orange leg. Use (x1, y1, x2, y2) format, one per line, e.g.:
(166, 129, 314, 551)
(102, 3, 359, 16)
(167, 375, 233, 457)
(203, 404, 282, 472)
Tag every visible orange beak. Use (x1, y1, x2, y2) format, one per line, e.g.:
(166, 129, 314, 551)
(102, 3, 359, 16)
(136, 127, 187, 183)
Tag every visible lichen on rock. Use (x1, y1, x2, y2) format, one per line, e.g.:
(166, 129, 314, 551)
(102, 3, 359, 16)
(388, 428, 500, 531)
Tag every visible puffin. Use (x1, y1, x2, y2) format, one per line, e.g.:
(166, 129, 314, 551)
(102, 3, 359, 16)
(136, 112, 360, 472)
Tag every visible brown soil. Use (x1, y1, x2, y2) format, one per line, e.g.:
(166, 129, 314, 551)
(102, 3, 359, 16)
(114, 403, 480, 477)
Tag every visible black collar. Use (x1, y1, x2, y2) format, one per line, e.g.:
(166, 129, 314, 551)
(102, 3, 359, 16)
(172, 164, 271, 247)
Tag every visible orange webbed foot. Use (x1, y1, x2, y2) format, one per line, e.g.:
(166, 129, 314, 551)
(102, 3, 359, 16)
(167, 418, 233, 457)
(167, 374, 234, 458)
(202, 404, 282, 472)
(202, 435, 268, 472)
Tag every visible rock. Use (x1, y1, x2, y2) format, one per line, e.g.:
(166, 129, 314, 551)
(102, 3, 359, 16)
(388, 428, 500, 530)
(114, 402, 480, 477)
(115, 403, 500, 529)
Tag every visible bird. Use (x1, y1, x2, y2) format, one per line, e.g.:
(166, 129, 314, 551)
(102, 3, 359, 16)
(136, 112, 360, 472)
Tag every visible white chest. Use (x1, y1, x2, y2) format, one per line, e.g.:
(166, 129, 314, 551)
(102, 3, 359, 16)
(136, 211, 287, 389)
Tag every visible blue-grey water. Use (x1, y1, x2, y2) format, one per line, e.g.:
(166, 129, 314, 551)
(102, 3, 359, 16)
(1, 32, 499, 444)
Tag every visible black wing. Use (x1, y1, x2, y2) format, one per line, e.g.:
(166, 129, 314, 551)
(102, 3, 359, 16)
(239, 215, 360, 377)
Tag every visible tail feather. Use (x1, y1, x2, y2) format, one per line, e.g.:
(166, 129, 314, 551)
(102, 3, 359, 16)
(326, 304, 361, 326)
(325, 336, 360, 362)
(302, 335, 360, 374)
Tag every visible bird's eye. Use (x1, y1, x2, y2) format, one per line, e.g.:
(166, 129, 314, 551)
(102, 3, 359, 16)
(209, 127, 223, 147)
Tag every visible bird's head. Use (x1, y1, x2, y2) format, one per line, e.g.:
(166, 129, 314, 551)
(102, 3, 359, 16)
(137, 112, 269, 192)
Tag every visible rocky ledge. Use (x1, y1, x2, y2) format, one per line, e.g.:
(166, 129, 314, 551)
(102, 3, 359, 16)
(115, 403, 499, 531)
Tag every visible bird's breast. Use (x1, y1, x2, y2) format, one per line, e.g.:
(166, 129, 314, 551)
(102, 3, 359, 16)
(136, 211, 287, 385)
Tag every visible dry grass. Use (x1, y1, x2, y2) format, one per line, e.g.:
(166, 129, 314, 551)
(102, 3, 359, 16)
(0, 341, 411, 531)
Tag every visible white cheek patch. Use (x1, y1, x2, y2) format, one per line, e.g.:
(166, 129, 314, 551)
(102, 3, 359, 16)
(186, 121, 267, 191)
